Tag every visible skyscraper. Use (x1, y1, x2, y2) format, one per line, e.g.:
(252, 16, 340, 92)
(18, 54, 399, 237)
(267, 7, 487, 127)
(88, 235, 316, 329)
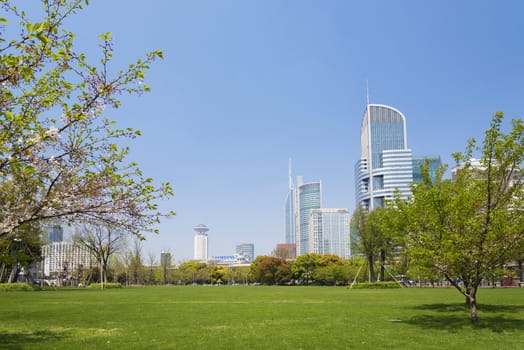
(309, 208, 350, 258)
(355, 104, 413, 210)
(297, 176, 322, 256)
(284, 159, 296, 245)
(193, 224, 209, 261)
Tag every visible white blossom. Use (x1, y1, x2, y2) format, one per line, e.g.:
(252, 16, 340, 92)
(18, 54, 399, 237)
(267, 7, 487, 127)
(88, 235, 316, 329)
(45, 126, 60, 140)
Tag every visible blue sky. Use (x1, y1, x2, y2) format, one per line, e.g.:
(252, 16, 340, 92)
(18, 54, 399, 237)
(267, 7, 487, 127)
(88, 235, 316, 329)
(58, 0, 524, 262)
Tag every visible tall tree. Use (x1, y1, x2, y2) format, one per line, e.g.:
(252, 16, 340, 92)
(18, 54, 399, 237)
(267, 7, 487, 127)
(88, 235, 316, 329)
(0, 1, 173, 239)
(73, 224, 123, 286)
(350, 206, 380, 282)
(396, 112, 524, 322)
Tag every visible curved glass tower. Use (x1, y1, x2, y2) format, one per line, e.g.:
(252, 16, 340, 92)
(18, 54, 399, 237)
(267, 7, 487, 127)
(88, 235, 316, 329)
(355, 104, 413, 210)
(297, 177, 321, 256)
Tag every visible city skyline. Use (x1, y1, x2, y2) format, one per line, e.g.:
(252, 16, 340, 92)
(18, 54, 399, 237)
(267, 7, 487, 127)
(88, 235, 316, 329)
(55, 1, 524, 261)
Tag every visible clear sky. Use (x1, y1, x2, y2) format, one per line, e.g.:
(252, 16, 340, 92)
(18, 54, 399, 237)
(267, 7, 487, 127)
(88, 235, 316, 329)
(57, 0, 524, 262)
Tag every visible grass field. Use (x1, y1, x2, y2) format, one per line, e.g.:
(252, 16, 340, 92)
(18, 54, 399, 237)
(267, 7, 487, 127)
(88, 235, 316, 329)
(1, 286, 523, 349)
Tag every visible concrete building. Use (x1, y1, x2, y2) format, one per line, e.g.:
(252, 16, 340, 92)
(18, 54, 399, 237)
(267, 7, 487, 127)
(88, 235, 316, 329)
(193, 224, 209, 261)
(41, 241, 93, 279)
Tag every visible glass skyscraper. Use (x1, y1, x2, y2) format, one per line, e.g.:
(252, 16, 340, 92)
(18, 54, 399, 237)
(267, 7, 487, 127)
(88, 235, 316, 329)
(285, 160, 296, 245)
(355, 104, 413, 210)
(309, 208, 350, 258)
(297, 176, 321, 256)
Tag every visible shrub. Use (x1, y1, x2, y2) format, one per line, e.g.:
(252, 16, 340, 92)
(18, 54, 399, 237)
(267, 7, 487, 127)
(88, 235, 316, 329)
(87, 282, 122, 289)
(348, 282, 401, 289)
(0, 283, 39, 292)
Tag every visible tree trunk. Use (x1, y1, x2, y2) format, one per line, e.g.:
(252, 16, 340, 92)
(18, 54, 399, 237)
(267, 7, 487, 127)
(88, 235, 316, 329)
(379, 249, 386, 282)
(367, 255, 375, 282)
(467, 289, 479, 323)
(518, 259, 523, 282)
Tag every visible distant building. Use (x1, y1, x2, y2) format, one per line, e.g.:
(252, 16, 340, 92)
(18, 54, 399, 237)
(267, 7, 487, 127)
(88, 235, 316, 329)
(160, 251, 172, 267)
(235, 243, 254, 262)
(355, 104, 413, 210)
(285, 160, 296, 245)
(41, 241, 93, 279)
(276, 243, 297, 259)
(412, 155, 442, 183)
(193, 224, 209, 261)
(309, 208, 350, 258)
(297, 176, 322, 255)
(42, 224, 64, 244)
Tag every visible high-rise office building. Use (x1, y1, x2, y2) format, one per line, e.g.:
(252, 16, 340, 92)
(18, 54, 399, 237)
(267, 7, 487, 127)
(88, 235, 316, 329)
(412, 155, 442, 183)
(297, 176, 322, 256)
(285, 160, 296, 245)
(309, 208, 350, 258)
(355, 104, 413, 210)
(235, 243, 254, 262)
(193, 224, 209, 261)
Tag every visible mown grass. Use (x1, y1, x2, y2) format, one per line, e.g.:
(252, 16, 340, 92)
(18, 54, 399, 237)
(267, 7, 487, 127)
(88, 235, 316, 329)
(0, 286, 523, 349)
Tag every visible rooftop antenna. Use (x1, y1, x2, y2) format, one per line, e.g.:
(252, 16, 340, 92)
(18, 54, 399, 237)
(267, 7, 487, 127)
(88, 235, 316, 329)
(288, 158, 294, 190)
(366, 79, 370, 107)
(366, 79, 374, 211)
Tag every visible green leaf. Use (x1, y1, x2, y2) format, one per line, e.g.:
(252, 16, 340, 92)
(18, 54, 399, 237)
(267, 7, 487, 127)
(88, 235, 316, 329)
(36, 31, 50, 44)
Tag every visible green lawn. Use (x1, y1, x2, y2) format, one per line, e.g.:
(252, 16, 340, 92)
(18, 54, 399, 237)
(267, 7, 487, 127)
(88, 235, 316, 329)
(1, 286, 523, 349)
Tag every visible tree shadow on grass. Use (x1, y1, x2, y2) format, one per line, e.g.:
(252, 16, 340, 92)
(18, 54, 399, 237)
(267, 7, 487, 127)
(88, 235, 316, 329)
(0, 330, 65, 350)
(404, 303, 524, 333)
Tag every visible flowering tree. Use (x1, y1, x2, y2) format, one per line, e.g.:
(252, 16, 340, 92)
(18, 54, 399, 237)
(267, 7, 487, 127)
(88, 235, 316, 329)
(0, 0, 173, 238)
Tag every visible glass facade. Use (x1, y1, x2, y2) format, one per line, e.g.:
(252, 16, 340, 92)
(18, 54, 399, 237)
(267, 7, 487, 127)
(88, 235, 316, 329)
(355, 104, 413, 210)
(235, 243, 255, 262)
(297, 180, 321, 255)
(412, 156, 442, 183)
(285, 188, 296, 244)
(308, 208, 350, 258)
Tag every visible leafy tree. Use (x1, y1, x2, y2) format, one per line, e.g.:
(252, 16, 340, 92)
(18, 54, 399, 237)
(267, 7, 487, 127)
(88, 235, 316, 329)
(73, 224, 123, 286)
(0, 222, 43, 282)
(176, 261, 208, 285)
(271, 247, 292, 259)
(291, 253, 321, 285)
(249, 255, 291, 285)
(350, 207, 382, 282)
(0, 0, 173, 239)
(396, 112, 524, 322)
(127, 237, 145, 284)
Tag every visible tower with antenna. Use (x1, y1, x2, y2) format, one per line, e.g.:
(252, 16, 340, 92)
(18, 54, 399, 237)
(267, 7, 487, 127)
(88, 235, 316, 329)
(284, 159, 296, 244)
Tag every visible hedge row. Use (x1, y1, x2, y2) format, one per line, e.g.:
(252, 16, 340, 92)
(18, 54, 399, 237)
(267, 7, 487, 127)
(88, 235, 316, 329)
(87, 282, 122, 289)
(348, 282, 401, 289)
(0, 283, 39, 292)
